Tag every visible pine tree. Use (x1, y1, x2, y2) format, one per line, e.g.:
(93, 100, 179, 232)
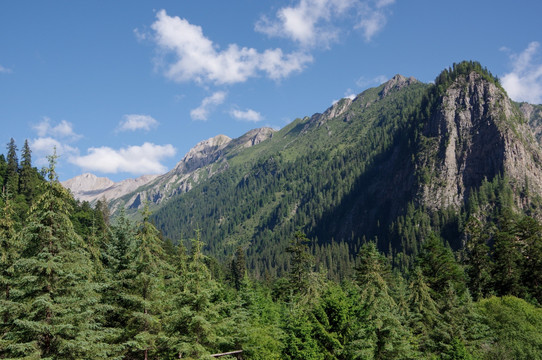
(122, 204, 171, 359)
(5, 138, 19, 197)
(231, 246, 247, 291)
(166, 231, 231, 359)
(2, 153, 112, 359)
(346, 242, 414, 359)
(287, 231, 314, 296)
(0, 196, 20, 354)
(463, 217, 493, 301)
(18, 139, 37, 202)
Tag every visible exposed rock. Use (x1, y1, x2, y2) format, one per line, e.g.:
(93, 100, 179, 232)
(521, 102, 542, 145)
(379, 74, 418, 98)
(418, 71, 542, 210)
(62, 173, 159, 203)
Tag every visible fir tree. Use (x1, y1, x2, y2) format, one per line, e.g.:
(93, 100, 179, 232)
(346, 243, 414, 359)
(18, 139, 37, 202)
(0, 196, 20, 353)
(122, 204, 171, 360)
(5, 138, 18, 197)
(2, 153, 112, 359)
(408, 266, 439, 354)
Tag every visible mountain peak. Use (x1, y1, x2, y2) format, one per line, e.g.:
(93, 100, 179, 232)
(62, 173, 115, 193)
(379, 74, 418, 98)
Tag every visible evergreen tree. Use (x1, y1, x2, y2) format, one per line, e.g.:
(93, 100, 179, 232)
(463, 217, 493, 301)
(492, 211, 524, 298)
(5, 138, 19, 197)
(166, 231, 231, 359)
(18, 139, 37, 202)
(408, 266, 438, 354)
(231, 245, 247, 291)
(416, 234, 466, 299)
(0, 196, 20, 353)
(2, 153, 112, 359)
(122, 204, 171, 359)
(287, 231, 314, 296)
(346, 242, 414, 359)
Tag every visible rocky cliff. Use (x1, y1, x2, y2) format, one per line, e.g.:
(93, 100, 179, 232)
(417, 71, 542, 210)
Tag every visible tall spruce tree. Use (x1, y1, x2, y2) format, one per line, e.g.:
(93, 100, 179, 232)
(1, 153, 112, 359)
(122, 204, 171, 360)
(0, 196, 20, 354)
(5, 138, 19, 197)
(166, 231, 232, 359)
(408, 266, 439, 354)
(18, 139, 37, 202)
(346, 242, 414, 359)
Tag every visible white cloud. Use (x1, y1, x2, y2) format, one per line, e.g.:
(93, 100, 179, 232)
(69, 142, 176, 175)
(0, 64, 12, 74)
(118, 114, 158, 132)
(355, 0, 395, 41)
(190, 91, 227, 121)
(33, 117, 82, 140)
(30, 137, 79, 167)
(230, 108, 263, 122)
(501, 41, 542, 104)
(149, 9, 312, 85)
(30, 117, 82, 167)
(256, 0, 394, 46)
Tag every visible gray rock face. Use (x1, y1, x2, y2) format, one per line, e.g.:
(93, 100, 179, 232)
(62, 173, 159, 203)
(418, 72, 542, 210)
(379, 74, 418, 98)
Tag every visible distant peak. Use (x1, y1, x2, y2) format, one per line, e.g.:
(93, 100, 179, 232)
(379, 74, 418, 98)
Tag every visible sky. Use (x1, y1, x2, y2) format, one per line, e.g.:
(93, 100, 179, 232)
(1, 0, 542, 182)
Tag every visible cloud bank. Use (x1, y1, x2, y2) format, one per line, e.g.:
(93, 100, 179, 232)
(230, 108, 263, 122)
(256, 0, 395, 47)
(118, 114, 159, 132)
(150, 10, 313, 85)
(69, 142, 176, 175)
(190, 91, 227, 121)
(502, 41, 542, 104)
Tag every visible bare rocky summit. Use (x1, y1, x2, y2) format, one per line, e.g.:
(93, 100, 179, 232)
(417, 71, 542, 210)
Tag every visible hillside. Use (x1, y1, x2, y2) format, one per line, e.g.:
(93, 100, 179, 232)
(142, 62, 542, 277)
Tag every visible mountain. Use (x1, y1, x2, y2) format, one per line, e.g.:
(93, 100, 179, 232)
(63, 62, 542, 278)
(63, 127, 276, 214)
(62, 173, 159, 203)
(141, 62, 542, 277)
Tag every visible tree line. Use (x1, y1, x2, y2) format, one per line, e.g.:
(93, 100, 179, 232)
(1, 139, 541, 359)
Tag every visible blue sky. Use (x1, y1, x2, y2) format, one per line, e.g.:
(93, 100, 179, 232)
(1, 0, 542, 182)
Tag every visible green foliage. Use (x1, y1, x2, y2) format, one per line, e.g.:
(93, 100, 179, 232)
(477, 296, 542, 360)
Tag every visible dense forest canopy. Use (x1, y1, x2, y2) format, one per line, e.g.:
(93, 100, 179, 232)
(2, 108, 542, 359)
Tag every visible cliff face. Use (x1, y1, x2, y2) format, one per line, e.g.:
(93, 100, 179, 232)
(417, 71, 542, 210)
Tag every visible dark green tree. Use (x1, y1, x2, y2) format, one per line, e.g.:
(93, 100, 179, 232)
(287, 231, 314, 295)
(18, 139, 38, 202)
(463, 217, 493, 301)
(346, 242, 414, 359)
(122, 204, 171, 359)
(2, 154, 112, 359)
(5, 138, 19, 197)
(0, 196, 20, 353)
(408, 266, 438, 354)
(416, 234, 466, 299)
(166, 231, 231, 359)
(231, 245, 247, 291)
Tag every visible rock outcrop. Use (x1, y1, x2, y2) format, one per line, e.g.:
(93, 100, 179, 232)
(418, 71, 542, 210)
